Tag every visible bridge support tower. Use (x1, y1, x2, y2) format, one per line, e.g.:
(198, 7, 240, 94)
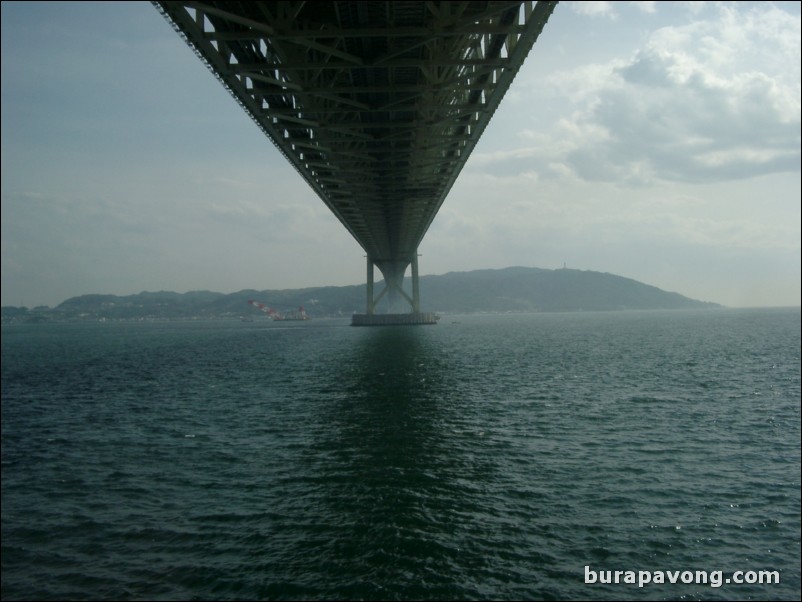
(352, 252, 437, 326)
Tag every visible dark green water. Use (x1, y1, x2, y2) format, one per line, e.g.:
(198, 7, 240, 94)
(2, 309, 800, 600)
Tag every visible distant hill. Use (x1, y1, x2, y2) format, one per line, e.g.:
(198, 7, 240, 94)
(1, 266, 720, 322)
(420, 266, 720, 313)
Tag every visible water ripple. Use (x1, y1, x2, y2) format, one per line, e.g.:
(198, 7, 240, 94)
(2, 310, 800, 600)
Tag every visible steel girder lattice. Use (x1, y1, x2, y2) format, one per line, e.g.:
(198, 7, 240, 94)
(154, 1, 557, 277)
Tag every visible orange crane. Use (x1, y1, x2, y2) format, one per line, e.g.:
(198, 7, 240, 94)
(247, 300, 309, 321)
(247, 299, 279, 319)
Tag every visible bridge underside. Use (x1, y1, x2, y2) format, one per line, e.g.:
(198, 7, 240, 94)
(155, 1, 557, 318)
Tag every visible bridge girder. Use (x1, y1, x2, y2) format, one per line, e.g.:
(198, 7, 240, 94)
(154, 0, 557, 287)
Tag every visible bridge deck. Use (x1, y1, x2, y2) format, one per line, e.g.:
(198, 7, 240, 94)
(155, 1, 557, 285)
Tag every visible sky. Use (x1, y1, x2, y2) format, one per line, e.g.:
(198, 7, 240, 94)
(2, 1, 800, 309)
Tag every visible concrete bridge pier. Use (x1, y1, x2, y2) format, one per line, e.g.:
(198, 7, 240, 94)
(353, 252, 436, 326)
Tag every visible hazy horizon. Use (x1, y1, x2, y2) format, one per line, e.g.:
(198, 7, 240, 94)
(2, 1, 800, 309)
(3, 264, 800, 311)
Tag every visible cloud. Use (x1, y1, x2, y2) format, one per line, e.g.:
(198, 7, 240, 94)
(566, 0, 657, 19)
(478, 4, 801, 186)
(629, 2, 657, 14)
(566, 2, 617, 19)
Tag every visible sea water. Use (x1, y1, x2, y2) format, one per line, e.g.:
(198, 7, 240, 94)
(2, 308, 800, 600)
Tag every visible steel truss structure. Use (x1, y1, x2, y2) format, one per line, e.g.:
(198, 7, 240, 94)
(154, 1, 557, 315)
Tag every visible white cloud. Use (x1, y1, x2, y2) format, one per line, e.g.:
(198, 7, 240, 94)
(566, 1, 617, 19)
(480, 3, 801, 186)
(629, 2, 657, 14)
